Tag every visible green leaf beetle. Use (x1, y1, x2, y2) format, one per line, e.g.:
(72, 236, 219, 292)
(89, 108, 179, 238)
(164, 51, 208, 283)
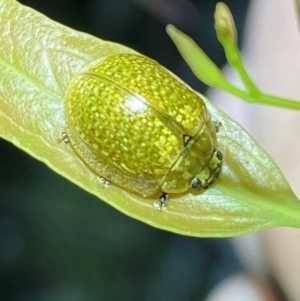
(64, 53, 223, 208)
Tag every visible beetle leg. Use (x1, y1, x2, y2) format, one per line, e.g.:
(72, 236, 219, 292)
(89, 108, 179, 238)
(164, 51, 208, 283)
(58, 131, 70, 144)
(154, 192, 168, 210)
(98, 176, 110, 187)
(213, 120, 222, 133)
(203, 150, 223, 188)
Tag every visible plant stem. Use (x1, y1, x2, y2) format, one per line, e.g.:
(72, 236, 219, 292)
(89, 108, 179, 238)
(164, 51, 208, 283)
(224, 42, 260, 97)
(220, 81, 300, 111)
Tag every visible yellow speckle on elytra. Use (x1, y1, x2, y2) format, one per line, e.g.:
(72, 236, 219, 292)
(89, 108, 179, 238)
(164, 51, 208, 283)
(176, 115, 182, 122)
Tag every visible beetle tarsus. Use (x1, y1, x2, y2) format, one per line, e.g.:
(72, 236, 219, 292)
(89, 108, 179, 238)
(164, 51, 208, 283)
(58, 132, 70, 144)
(213, 120, 222, 132)
(98, 176, 110, 187)
(154, 192, 168, 210)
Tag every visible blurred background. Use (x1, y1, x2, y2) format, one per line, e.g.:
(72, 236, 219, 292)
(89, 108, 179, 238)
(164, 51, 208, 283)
(1, 0, 296, 300)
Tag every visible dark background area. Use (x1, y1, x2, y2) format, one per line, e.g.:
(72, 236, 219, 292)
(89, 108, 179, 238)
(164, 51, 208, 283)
(0, 1, 250, 300)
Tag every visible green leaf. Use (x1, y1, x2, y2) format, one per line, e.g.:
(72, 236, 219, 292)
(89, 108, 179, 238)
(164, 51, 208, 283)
(1, 0, 300, 237)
